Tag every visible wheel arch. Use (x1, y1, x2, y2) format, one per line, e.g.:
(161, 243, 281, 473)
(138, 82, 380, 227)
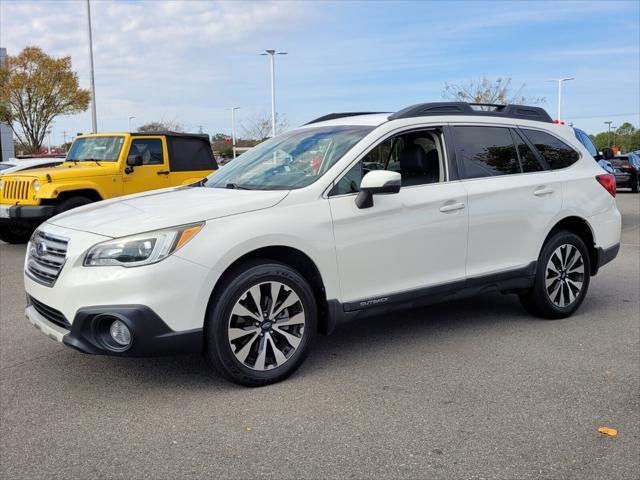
(208, 245, 333, 335)
(544, 216, 598, 275)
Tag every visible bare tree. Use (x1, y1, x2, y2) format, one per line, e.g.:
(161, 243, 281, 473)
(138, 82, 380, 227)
(241, 113, 288, 141)
(442, 77, 545, 106)
(137, 119, 185, 133)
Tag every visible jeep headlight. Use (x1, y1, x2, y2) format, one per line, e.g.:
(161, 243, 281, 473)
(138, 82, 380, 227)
(84, 223, 203, 267)
(33, 179, 40, 192)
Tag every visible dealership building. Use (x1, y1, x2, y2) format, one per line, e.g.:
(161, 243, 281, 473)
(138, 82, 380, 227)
(0, 47, 15, 162)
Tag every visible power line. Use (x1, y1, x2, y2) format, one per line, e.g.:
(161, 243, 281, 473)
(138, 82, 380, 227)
(567, 112, 640, 120)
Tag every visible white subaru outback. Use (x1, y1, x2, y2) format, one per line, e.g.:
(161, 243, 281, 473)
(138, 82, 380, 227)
(23, 102, 621, 386)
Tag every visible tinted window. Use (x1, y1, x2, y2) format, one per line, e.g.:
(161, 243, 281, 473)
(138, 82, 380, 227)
(512, 130, 543, 172)
(453, 126, 520, 178)
(168, 137, 218, 172)
(575, 129, 598, 157)
(521, 129, 579, 169)
(129, 139, 164, 165)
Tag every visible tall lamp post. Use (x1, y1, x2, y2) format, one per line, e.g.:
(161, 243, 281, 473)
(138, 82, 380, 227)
(260, 49, 287, 137)
(230, 107, 240, 159)
(604, 121, 613, 148)
(86, 0, 98, 133)
(128, 116, 136, 132)
(547, 77, 574, 121)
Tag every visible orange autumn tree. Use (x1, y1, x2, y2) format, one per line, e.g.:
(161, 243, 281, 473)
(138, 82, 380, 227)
(0, 46, 90, 153)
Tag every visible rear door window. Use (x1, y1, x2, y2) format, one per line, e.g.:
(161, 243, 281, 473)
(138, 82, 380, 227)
(168, 137, 217, 172)
(521, 129, 579, 169)
(452, 126, 520, 179)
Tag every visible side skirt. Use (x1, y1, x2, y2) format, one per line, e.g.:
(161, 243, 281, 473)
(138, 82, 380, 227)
(326, 261, 537, 329)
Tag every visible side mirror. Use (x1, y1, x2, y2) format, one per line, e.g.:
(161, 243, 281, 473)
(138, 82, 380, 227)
(355, 170, 401, 209)
(602, 148, 615, 160)
(127, 154, 143, 167)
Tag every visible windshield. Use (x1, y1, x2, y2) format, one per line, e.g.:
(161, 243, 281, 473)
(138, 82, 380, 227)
(203, 126, 373, 190)
(67, 136, 125, 162)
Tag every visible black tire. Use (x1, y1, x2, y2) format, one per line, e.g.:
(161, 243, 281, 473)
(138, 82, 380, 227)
(54, 196, 92, 215)
(0, 222, 34, 244)
(519, 230, 591, 319)
(631, 175, 639, 193)
(204, 260, 317, 387)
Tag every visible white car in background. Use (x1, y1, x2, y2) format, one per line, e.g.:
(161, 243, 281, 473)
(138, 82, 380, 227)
(0, 157, 64, 175)
(23, 102, 621, 386)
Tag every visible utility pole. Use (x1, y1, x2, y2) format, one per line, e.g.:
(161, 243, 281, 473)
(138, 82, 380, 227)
(230, 107, 240, 159)
(86, 0, 98, 133)
(546, 77, 574, 121)
(128, 116, 136, 132)
(604, 121, 613, 148)
(260, 49, 287, 137)
(197, 125, 203, 134)
(62, 131, 68, 147)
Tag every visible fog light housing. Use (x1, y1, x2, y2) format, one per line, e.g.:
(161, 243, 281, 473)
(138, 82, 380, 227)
(109, 320, 131, 347)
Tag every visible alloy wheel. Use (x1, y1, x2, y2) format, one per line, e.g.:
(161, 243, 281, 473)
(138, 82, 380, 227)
(228, 281, 305, 371)
(545, 244, 585, 308)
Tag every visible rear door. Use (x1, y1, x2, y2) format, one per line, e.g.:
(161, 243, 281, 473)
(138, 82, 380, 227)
(122, 136, 170, 194)
(452, 124, 564, 278)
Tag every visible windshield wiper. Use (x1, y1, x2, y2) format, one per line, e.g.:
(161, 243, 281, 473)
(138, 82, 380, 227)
(80, 158, 102, 166)
(225, 183, 252, 190)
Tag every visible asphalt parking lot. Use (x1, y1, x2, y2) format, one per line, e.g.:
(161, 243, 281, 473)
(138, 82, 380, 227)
(1, 194, 638, 480)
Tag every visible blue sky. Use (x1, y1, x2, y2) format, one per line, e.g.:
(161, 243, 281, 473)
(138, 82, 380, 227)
(1, 0, 639, 144)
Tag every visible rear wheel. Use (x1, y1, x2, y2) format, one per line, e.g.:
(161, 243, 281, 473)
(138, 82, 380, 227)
(204, 260, 317, 386)
(519, 231, 591, 319)
(0, 222, 33, 244)
(631, 175, 639, 193)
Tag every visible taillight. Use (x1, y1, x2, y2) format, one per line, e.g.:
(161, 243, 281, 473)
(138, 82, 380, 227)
(596, 174, 616, 197)
(621, 162, 632, 169)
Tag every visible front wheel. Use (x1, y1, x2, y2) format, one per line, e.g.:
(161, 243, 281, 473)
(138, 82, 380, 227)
(204, 261, 317, 387)
(519, 231, 591, 319)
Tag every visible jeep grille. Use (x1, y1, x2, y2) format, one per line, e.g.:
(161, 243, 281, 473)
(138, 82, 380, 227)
(1, 179, 32, 201)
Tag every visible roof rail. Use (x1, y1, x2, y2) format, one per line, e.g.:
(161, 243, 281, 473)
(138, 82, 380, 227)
(388, 102, 553, 123)
(305, 112, 386, 125)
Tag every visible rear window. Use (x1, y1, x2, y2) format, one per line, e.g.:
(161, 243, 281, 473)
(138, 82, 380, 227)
(521, 129, 579, 169)
(167, 137, 218, 172)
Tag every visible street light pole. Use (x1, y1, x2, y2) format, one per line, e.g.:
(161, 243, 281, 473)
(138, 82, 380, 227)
(260, 49, 287, 137)
(547, 77, 574, 121)
(230, 107, 240, 159)
(604, 121, 613, 148)
(128, 116, 136, 132)
(86, 0, 98, 133)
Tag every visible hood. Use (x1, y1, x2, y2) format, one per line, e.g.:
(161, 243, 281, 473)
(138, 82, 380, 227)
(48, 186, 289, 238)
(25, 161, 119, 180)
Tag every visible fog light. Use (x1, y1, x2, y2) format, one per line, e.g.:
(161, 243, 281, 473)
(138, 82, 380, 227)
(109, 320, 131, 346)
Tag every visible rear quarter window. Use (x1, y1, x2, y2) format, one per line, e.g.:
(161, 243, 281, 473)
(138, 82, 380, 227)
(521, 129, 579, 169)
(168, 138, 218, 172)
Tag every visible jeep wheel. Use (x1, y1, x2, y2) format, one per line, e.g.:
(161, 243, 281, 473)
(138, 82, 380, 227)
(519, 230, 590, 319)
(54, 196, 93, 215)
(0, 222, 34, 244)
(204, 260, 317, 387)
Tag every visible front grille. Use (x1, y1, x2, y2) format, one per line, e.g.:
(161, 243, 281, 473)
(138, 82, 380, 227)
(26, 230, 69, 287)
(28, 296, 70, 329)
(1, 179, 31, 201)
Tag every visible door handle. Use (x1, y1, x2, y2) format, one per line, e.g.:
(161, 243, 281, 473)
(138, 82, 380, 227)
(157, 170, 170, 175)
(439, 202, 466, 213)
(534, 187, 554, 196)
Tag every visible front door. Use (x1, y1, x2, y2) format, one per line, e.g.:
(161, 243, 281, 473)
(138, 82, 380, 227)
(122, 137, 170, 195)
(328, 128, 468, 306)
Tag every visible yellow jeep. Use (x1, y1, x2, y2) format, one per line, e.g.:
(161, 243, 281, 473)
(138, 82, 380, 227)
(0, 132, 217, 243)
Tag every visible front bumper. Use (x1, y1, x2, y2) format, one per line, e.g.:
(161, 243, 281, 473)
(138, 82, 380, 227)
(26, 298, 203, 356)
(0, 204, 55, 221)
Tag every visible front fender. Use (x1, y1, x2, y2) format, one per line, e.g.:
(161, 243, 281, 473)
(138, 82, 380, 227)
(37, 181, 107, 200)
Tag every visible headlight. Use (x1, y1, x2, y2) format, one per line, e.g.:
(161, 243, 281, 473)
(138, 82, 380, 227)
(84, 223, 203, 267)
(33, 179, 40, 192)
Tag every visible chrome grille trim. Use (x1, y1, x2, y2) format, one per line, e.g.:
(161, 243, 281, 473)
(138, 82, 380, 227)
(26, 230, 69, 287)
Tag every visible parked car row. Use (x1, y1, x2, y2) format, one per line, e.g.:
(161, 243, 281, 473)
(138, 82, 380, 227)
(20, 102, 621, 386)
(610, 152, 640, 193)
